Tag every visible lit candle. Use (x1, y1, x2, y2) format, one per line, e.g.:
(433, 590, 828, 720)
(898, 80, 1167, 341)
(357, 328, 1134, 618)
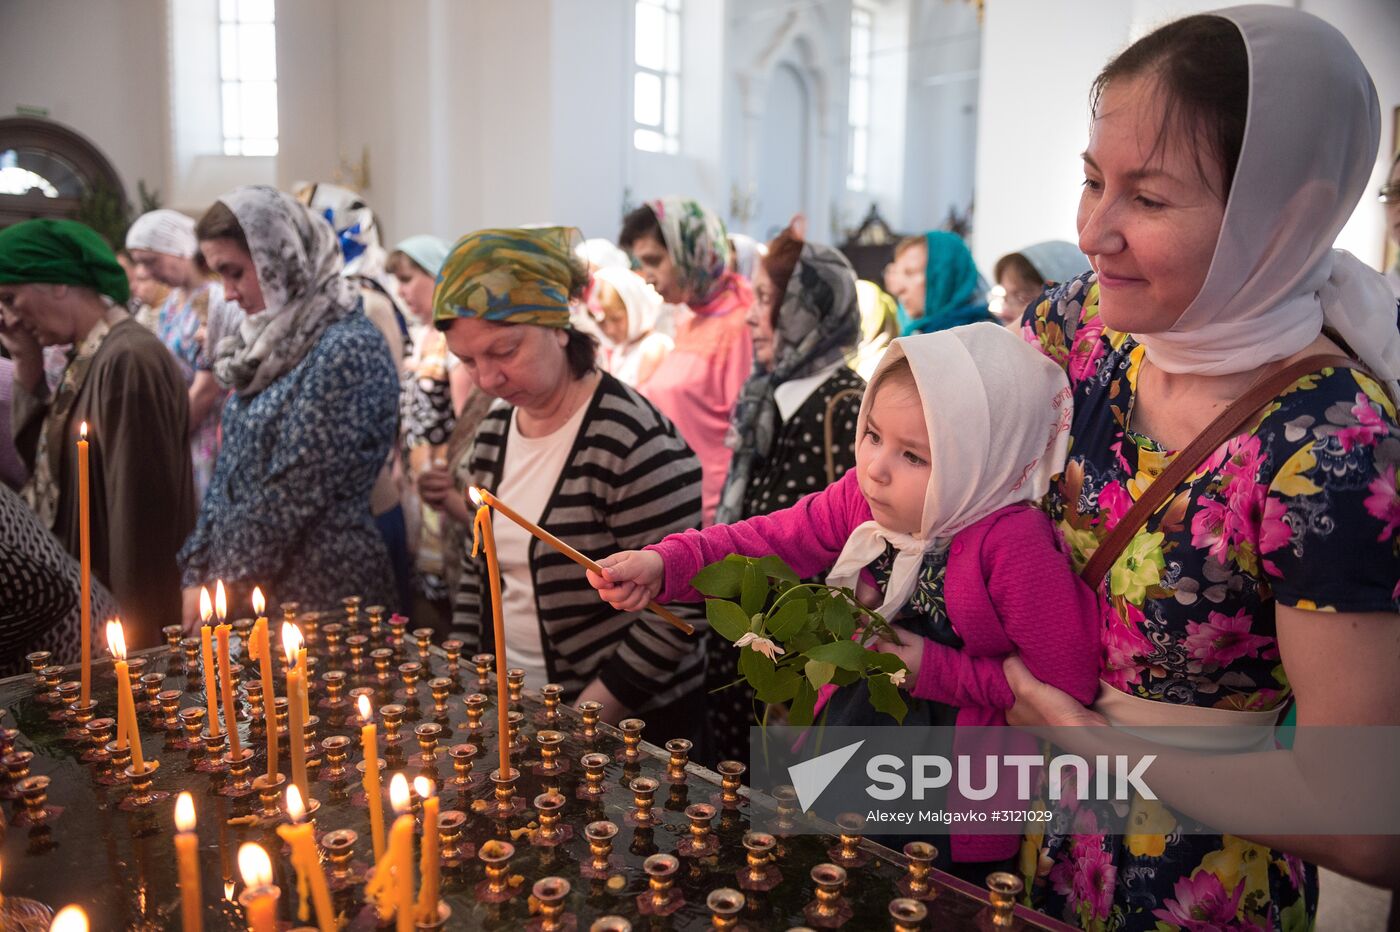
(468, 492, 512, 775)
(174, 792, 203, 932)
(77, 422, 92, 707)
(470, 486, 693, 635)
(359, 693, 386, 861)
(414, 777, 440, 925)
(199, 589, 221, 739)
(250, 588, 279, 779)
(236, 844, 278, 932)
(214, 588, 241, 760)
(276, 785, 336, 932)
(366, 774, 415, 932)
(49, 905, 88, 932)
(282, 622, 309, 803)
(106, 619, 144, 772)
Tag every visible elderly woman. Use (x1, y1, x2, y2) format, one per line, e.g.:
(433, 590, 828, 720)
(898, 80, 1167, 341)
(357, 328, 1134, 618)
(1012, 9, 1400, 929)
(178, 185, 398, 621)
(0, 218, 195, 644)
(434, 227, 705, 736)
(991, 240, 1090, 326)
(126, 209, 242, 499)
(888, 230, 995, 336)
(619, 198, 754, 525)
(589, 265, 673, 390)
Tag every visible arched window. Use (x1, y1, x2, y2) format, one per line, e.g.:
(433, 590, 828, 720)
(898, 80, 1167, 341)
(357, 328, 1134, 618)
(0, 118, 127, 238)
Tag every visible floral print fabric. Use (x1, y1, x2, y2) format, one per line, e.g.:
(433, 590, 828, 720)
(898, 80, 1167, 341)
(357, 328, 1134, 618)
(1019, 272, 1399, 931)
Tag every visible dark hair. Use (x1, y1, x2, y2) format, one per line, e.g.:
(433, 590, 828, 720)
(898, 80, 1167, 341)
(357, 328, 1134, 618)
(761, 227, 804, 314)
(871, 355, 917, 400)
(195, 201, 250, 252)
(564, 328, 599, 379)
(386, 249, 427, 278)
(993, 252, 1042, 287)
(1091, 14, 1248, 199)
(618, 204, 663, 251)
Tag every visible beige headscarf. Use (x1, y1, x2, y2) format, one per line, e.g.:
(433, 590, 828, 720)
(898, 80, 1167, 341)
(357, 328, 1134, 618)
(826, 323, 1073, 621)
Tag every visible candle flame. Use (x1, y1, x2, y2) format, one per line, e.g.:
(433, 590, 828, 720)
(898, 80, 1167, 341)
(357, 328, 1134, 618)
(224, 880, 236, 903)
(281, 621, 303, 666)
(237, 843, 273, 889)
(214, 580, 227, 620)
(252, 586, 265, 616)
(389, 772, 411, 814)
(357, 693, 372, 720)
(199, 586, 213, 622)
(174, 791, 196, 832)
(105, 618, 127, 661)
(468, 486, 485, 507)
(49, 905, 89, 932)
(413, 776, 435, 800)
(285, 783, 306, 822)
(79, 422, 88, 441)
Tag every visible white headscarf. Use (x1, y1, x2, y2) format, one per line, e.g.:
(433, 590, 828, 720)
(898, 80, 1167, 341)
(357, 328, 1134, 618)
(125, 209, 197, 258)
(1137, 6, 1400, 393)
(577, 238, 630, 273)
(827, 323, 1073, 621)
(592, 265, 663, 345)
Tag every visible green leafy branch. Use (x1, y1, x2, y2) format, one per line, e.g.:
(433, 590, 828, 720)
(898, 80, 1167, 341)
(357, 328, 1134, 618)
(692, 554, 909, 725)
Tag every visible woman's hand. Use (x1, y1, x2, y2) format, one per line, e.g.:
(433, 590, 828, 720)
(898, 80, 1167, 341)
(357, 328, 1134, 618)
(417, 466, 471, 525)
(586, 550, 664, 612)
(870, 631, 923, 681)
(1002, 654, 1105, 727)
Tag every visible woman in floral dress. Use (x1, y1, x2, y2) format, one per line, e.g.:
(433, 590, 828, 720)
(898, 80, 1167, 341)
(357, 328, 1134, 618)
(1008, 9, 1400, 931)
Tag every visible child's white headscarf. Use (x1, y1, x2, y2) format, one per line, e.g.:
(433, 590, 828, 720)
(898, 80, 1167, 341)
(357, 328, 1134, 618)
(827, 323, 1073, 621)
(1137, 6, 1400, 393)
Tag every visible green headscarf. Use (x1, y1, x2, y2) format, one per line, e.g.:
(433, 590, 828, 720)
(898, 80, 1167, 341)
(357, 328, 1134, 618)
(433, 227, 586, 331)
(896, 231, 992, 336)
(0, 218, 130, 304)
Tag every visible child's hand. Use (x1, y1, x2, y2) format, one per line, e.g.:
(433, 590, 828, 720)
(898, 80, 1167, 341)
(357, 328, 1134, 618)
(586, 550, 664, 612)
(872, 632, 923, 682)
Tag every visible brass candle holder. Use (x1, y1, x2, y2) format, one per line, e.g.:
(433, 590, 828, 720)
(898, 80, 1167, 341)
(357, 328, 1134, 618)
(737, 831, 781, 892)
(463, 693, 488, 738)
(342, 595, 362, 628)
(232, 617, 255, 655)
(320, 828, 365, 890)
(537, 683, 563, 724)
(829, 812, 871, 868)
(577, 752, 609, 801)
(55, 682, 82, 737)
(664, 738, 691, 784)
(139, 671, 166, 713)
(119, 759, 166, 811)
(438, 809, 474, 864)
(387, 614, 410, 654)
(16, 775, 55, 825)
(429, 677, 453, 720)
(272, 696, 290, 739)
(617, 718, 644, 764)
(489, 767, 525, 819)
(580, 820, 618, 879)
(398, 661, 424, 703)
(371, 647, 395, 685)
(716, 760, 746, 809)
(889, 897, 928, 932)
(626, 776, 659, 827)
(281, 601, 301, 625)
(440, 638, 463, 681)
(506, 668, 525, 705)
(245, 681, 265, 725)
(252, 772, 286, 823)
(155, 690, 182, 733)
(507, 710, 526, 751)
(475, 839, 521, 903)
(2, 749, 34, 799)
(319, 670, 347, 715)
(576, 700, 602, 743)
(346, 634, 368, 673)
(526, 877, 573, 932)
(348, 688, 375, 725)
(302, 715, 321, 764)
(414, 722, 442, 770)
(82, 717, 115, 764)
(177, 707, 206, 752)
(804, 863, 852, 929)
(984, 872, 1023, 928)
(635, 853, 683, 917)
(366, 604, 385, 639)
(197, 729, 228, 772)
(163, 624, 184, 661)
(302, 610, 324, 651)
(449, 743, 480, 789)
(706, 888, 745, 931)
(25, 651, 51, 687)
(220, 748, 257, 797)
(0, 724, 17, 759)
(472, 653, 494, 690)
(898, 841, 938, 901)
(678, 803, 719, 857)
(589, 919, 632, 932)
(319, 735, 352, 783)
(181, 637, 202, 672)
(412, 626, 434, 661)
(533, 729, 567, 779)
(37, 664, 63, 706)
(773, 784, 799, 835)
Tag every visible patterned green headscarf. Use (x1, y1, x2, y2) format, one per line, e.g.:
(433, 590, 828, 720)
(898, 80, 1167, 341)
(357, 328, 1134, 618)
(0, 218, 129, 304)
(648, 197, 732, 308)
(433, 227, 587, 331)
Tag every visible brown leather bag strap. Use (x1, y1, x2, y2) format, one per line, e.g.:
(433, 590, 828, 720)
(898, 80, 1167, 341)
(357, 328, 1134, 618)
(823, 387, 865, 485)
(1080, 353, 1362, 590)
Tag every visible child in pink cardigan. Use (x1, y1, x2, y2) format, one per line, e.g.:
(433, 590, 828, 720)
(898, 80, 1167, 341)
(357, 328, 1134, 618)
(590, 323, 1101, 875)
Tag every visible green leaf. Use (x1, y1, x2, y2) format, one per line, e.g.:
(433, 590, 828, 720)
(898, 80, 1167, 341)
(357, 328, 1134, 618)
(804, 659, 836, 689)
(804, 639, 867, 671)
(786, 631, 823, 654)
(831, 668, 861, 687)
(706, 599, 751, 642)
(822, 596, 855, 640)
(789, 680, 818, 727)
(740, 562, 766, 617)
(691, 556, 745, 599)
(868, 651, 906, 673)
(869, 674, 909, 724)
(738, 645, 777, 689)
(766, 600, 809, 641)
(756, 666, 801, 704)
(752, 555, 800, 585)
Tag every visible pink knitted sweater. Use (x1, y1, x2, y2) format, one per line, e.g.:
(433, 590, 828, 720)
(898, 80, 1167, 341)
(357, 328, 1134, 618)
(648, 469, 1102, 860)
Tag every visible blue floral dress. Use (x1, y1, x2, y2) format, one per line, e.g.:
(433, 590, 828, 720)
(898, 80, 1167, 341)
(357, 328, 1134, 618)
(1019, 274, 1399, 932)
(178, 310, 398, 611)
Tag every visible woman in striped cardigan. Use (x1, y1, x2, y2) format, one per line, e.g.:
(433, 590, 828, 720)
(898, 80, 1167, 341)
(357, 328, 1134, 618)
(431, 227, 708, 744)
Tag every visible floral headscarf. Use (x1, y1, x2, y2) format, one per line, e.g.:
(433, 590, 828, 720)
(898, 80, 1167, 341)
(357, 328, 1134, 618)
(432, 227, 587, 331)
(648, 197, 734, 310)
(715, 242, 862, 524)
(211, 185, 359, 397)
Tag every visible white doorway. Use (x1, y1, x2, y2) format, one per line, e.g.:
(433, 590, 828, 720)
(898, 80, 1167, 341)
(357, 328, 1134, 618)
(754, 62, 810, 243)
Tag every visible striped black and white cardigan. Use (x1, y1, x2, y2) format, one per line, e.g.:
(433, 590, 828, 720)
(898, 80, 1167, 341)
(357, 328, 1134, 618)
(451, 372, 707, 712)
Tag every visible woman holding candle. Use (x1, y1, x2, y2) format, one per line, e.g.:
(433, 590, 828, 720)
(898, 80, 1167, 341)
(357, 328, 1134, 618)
(177, 186, 398, 623)
(0, 218, 197, 645)
(428, 227, 706, 740)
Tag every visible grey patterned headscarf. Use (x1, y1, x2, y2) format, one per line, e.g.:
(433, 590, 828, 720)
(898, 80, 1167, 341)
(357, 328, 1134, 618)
(715, 242, 861, 524)
(212, 185, 359, 396)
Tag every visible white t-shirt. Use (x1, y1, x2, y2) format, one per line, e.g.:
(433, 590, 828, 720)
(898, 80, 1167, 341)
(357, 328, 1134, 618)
(492, 396, 593, 690)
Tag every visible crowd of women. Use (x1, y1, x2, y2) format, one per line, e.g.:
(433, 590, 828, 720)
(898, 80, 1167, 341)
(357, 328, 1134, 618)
(2, 6, 1399, 929)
